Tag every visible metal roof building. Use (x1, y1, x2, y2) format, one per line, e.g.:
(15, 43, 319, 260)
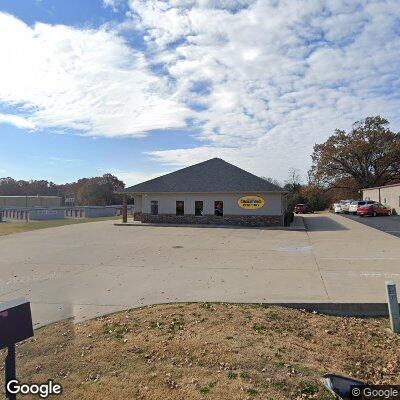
(0, 195, 62, 208)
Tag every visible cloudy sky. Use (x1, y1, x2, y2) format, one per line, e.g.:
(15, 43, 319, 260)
(0, 0, 399, 186)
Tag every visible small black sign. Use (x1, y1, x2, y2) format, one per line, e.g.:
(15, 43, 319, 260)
(0, 298, 33, 349)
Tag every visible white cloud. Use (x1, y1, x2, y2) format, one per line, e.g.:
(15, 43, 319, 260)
(128, 0, 400, 180)
(0, 113, 35, 129)
(102, 0, 122, 11)
(0, 12, 190, 137)
(1, 1, 400, 181)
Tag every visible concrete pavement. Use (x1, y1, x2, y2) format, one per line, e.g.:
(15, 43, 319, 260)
(0, 213, 399, 327)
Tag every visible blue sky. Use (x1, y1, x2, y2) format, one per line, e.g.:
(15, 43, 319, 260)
(0, 0, 201, 184)
(0, 0, 399, 185)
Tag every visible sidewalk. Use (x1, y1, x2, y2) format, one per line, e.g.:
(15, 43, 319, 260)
(289, 215, 306, 231)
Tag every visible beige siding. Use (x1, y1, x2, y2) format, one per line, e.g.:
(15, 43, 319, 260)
(363, 185, 400, 214)
(133, 195, 142, 212)
(134, 192, 284, 216)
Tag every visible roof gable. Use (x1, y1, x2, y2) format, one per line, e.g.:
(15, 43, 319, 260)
(124, 158, 284, 193)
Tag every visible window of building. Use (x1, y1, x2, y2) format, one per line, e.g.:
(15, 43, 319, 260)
(150, 200, 158, 215)
(214, 201, 223, 216)
(195, 201, 203, 216)
(176, 201, 184, 216)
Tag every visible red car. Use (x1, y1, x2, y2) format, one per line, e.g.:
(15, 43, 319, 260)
(294, 204, 314, 214)
(357, 202, 391, 217)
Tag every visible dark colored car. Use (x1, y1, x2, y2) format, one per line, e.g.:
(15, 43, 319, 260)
(294, 204, 314, 214)
(357, 202, 392, 217)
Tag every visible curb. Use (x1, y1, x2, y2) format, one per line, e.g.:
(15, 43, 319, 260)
(275, 302, 390, 317)
(289, 215, 306, 231)
(114, 223, 290, 230)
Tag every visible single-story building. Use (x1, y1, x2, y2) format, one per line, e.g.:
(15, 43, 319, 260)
(123, 158, 288, 227)
(362, 183, 400, 215)
(0, 195, 62, 208)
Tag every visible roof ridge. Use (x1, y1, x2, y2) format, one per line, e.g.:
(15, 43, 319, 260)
(124, 158, 284, 193)
(131, 158, 221, 186)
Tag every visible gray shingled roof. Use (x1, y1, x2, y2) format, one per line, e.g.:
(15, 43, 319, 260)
(124, 158, 284, 193)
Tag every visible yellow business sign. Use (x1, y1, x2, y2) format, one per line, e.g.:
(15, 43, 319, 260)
(238, 196, 265, 209)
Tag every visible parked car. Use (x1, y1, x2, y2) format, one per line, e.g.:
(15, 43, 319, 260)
(294, 204, 314, 214)
(348, 200, 375, 214)
(333, 203, 342, 213)
(357, 202, 392, 217)
(338, 200, 354, 214)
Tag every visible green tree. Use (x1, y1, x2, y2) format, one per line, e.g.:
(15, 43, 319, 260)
(310, 116, 400, 190)
(0, 173, 125, 205)
(76, 179, 103, 205)
(98, 173, 125, 205)
(0, 178, 21, 195)
(300, 184, 329, 211)
(75, 174, 124, 205)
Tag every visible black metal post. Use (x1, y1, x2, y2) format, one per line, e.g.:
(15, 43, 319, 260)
(5, 344, 16, 400)
(122, 195, 128, 223)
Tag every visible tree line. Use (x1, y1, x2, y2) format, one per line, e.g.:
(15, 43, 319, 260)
(0, 174, 125, 206)
(2, 116, 399, 210)
(273, 116, 400, 212)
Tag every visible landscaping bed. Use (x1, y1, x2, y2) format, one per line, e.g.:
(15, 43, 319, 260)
(1, 303, 399, 399)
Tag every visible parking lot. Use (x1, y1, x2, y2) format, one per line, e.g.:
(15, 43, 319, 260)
(0, 213, 399, 327)
(341, 213, 400, 238)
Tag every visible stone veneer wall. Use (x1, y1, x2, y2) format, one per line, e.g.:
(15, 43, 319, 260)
(141, 213, 283, 227)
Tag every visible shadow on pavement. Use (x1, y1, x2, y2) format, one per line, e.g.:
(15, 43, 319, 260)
(304, 216, 349, 231)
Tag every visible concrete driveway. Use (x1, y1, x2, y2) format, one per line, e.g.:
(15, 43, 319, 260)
(0, 213, 399, 327)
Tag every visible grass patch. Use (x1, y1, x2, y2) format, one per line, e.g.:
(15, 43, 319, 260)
(227, 372, 237, 380)
(0, 303, 399, 399)
(240, 371, 250, 380)
(301, 383, 318, 395)
(199, 386, 210, 395)
(252, 323, 266, 333)
(247, 388, 258, 396)
(0, 216, 119, 236)
(102, 322, 130, 340)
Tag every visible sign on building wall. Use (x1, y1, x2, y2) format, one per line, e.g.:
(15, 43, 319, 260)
(238, 196, 265, 209)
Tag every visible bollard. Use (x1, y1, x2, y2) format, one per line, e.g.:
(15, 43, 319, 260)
(385, 281, 400, 333)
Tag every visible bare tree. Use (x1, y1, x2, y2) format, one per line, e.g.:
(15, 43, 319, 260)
(284, 168, 302, 192)
(261, 176, 281, 187)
